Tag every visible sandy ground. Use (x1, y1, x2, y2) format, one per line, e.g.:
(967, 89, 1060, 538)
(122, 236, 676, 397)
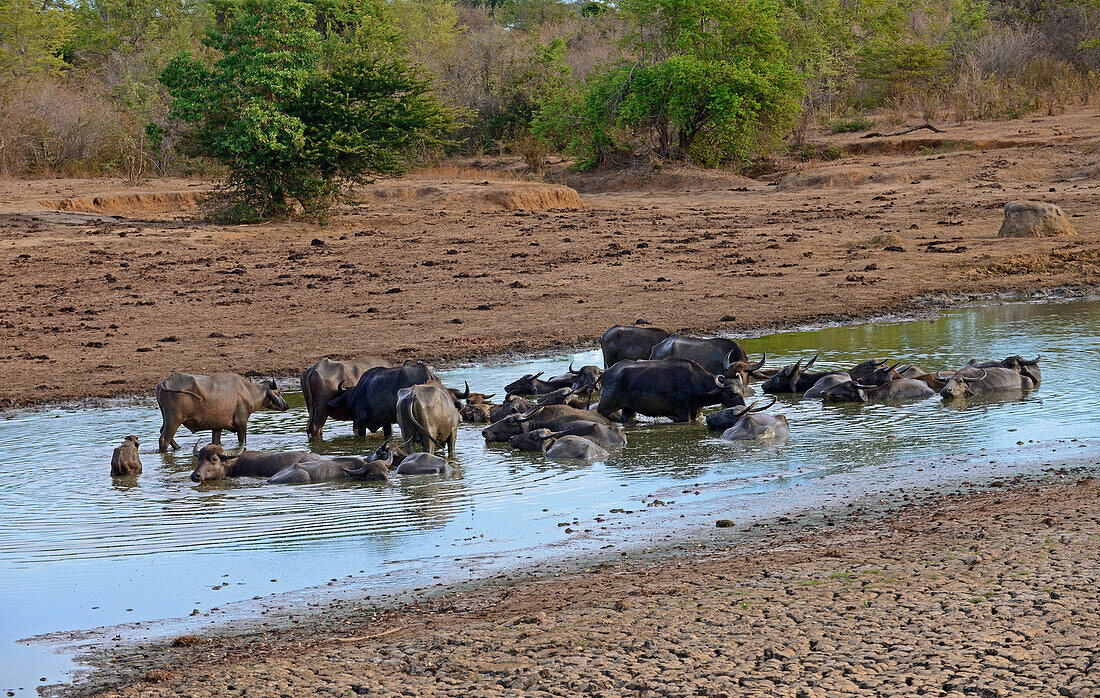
(2, 112, 1100, 406)
(72, 470, 1100, 697)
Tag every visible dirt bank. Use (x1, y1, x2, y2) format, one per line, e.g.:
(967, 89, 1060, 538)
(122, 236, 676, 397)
(71, 471, 1100, 697)
(4, 111, 1100, 406)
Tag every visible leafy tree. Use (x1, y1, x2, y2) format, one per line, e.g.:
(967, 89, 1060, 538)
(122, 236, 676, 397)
(535, 0, 801, 168)
(160, 0, 452, 221)
(0, 0, 73, 81)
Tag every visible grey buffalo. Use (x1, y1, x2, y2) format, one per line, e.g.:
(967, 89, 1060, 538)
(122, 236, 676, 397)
(940, 366, 1036, 400)
(509, 428, 557, 451)
(190, 441, 319, 482)
(545, 435, 608, 461)
(482, 404, 611, 442)
(716, 399, 790, 441)
(597, 358, 746, 423)
(396, 383, 460, 456)
(648, 335, 749, 375)
(270, 453, 390, 484)
(394, 452, 451, 475)
(601, 325, 671, 368)
(156, 373, 289, 452)
(504, 371, 574, 396)
(301, 357, 391, 438)
(489, 394, 531, 423)
(534, 387, 589, 410)
(822, 378, 935, 403)
(975, 355, 1042, 387)
(545, 420, 626, 448)
(111, 435, 142, 476)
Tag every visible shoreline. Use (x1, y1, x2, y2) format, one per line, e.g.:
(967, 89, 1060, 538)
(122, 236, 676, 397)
(59, 457, 1100, 697)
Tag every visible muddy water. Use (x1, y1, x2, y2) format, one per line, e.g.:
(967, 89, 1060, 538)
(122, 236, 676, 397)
(2, 299, 1098, 691)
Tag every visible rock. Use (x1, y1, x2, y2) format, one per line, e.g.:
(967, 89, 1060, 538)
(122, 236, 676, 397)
(997, 201, 1077, 238)
(716, 519, 736, 528)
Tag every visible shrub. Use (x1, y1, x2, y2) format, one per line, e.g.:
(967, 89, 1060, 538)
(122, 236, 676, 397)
(829, 116, 873, 133)
(160, 0, 452, 221)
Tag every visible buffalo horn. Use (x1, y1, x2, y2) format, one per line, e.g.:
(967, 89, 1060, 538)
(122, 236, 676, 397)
(407, 405, 446, 449)
(341, 463, 371, 477)
(1022, 355, 1042, 365)
(806, 355, 817, 369)
(723, 350, 737, 370)
(871, 358, 887, 366)
(481, 393, 496, 400)
(515, 405, 545, 423)
(192, 439, 207, 458)
(568, 362, 577, 374)
(751, 396, 778, 412)
(532, 372, 544, 380)
(457, 381, 470, 400)
(535, 430, 562, 441)
(788, 358, 803, 392)
(933, 369, 951, 380)
(749, 351, 767, 372)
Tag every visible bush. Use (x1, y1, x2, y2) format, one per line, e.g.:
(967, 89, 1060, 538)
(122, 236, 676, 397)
(829, 116, 873, 133)
(161, 0, 452, 221)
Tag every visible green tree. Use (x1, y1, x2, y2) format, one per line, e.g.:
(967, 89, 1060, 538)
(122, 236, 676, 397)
(0, 0, 73, 81)
(535, 0, 801, 168)
(160, 0, 452, 221)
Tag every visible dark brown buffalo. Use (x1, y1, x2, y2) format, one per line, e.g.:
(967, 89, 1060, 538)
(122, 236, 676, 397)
(601, 325, 671, 368)
(190, 441, 318, 482)
(534, 387, 589, 410)
(301, 357, 391, 438)
(648, 335, 749, 375)
(460, 402, 493, 423)
(327, 363, 439, 438)
(504, 371, 574, 396)
(489, 394, 531, 423)
(596, 358, 746, 422)
(110, 435, 142, 476)
(396, 383, 460, 456)
(724, 352, 768, 385)
(156, 373, 289, 452)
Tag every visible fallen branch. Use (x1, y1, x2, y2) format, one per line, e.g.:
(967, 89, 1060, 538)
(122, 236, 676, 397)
(337, 626, 406, 643)
(861, 123, 944, 139)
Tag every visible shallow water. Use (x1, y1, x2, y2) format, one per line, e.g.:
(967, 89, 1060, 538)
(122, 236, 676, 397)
(1, 299, 1098, 690)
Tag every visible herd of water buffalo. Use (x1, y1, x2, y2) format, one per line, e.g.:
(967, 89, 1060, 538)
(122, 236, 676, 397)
(109, 325, 1042, 484)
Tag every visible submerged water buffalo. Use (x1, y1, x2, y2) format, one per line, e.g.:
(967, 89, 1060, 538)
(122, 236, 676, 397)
(270, 453, 390, 484)
(460, 402, 493, 423)
(760, 356, 838, 394)
(597, 358, 746, 422)
(504, 371, 573, 396)
(976, 355, 1042, 387)
(545, 420, 626, 448)
(482, 404, 611, 442)
(156, 373, 289, 452)
(648, 335, 749, 375)
(715, 398, 790, 441)
(327, 363, 439, 437)
(396, 383, 460, 455)
(301, 357, 391, 438)
(535, 387, 589, 410)
(601, 325, 671, 368)
(940, 366, 1036, 400)
(545, 435, 608, 461)
(822, 378, 935, 403)
(394, 452, 451, 475)
(190, 441, 318, 482)
(489, 394, 531, 423)
(110, 435, 142, 476)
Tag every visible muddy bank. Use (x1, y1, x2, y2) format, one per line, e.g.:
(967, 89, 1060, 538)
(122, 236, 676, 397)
(64, 465, 1100, 697)
(2, 110, 1100, 406)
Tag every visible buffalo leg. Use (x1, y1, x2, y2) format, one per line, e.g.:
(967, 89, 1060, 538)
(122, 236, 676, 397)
(159, 422, 181, 452)
(620, 409, 637, 423)
(354, 420, 366, 438)
(235, 426, 247, 451)
(447, 433, 456, 458)
(212, 429, 222, 445)
(307, 407, 327, 439)
(383, 424, 392, 439)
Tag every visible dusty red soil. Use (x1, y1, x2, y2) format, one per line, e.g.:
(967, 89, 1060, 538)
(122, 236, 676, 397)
(3, 111, 1100, 406)
(81, 474, 1100, 697)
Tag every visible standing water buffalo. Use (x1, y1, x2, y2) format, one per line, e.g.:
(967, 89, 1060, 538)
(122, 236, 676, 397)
(597, 358, 746, 422)
(327, 363, 439, 438)
(156, 373, 289, 452)
(648, 335, 749, 375)
(111, 435, 142, 476)
(601, 325, 671, 368)
(301, 357, 391, 438)
(940, 366, 1036, 400)
(396, 383, 460, 456)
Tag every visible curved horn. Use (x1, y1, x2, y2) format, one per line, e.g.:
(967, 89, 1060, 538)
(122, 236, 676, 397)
(336, 380, 349, 392)
(897, 365, 912, 374)
(568, 362, 577, 374)
(788, 358, 804, 391)
(515, 405, 546, 423)
(871, 358, 887, 366)
(403, 359, 414, 366)
(806, 355, 817, 369)
(934, 369, 951, 380)
(749, 351, 766, 372)
(852, 382, 875, 390)
(192, 439, 207, 458)
(751, 396, 777, 412)
(535, 430, 562, 441)
(481, 393, 496, 400)
(714, 374, 727, 388)
(885, 361, 902, 374)
(724, 350, 738, 369)
(964, 367, 988, 381)
(341, 463, 371, 477)
(1021, 354, 1042, 365)
(532, 372, 544, 380)
(457, 380, 470, 400)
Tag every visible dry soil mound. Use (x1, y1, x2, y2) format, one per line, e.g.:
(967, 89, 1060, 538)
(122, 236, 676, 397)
(39, 191, 206, 215)
(997, 201, 1077, 238)
(359, 181, 582, 211)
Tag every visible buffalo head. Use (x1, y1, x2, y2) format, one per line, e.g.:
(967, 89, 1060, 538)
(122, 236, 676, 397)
(761, 355, 817, 393)
(847, 358, 888, 381)
(341, 449, 392, 481)
(940, 367, 987, 399)
(821, 380, 869, 403)
(263, 378, 289, 411)
(504, 372, 544, 395)
(509, 428, 557, 452)
(190, 441, 239, 482)
(713, 373, 748, 408)
(724, 351, 767, 385)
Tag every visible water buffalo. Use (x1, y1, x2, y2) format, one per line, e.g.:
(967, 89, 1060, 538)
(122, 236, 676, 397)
(301, 357, 391, 438)
(489, 394, 531, 422)
(396, 383, 460, 455)
(156, 373, 289, 452)
(482, 404, 612, 442)
(940, 366, 1036, 400)
(460, 402, 493, 423)
(110, 435, 142, 476)
(190, 441, 318, 482)
(504, 371, 573, 396)
(534, 387, 589, 410)
(601, 325, 671, 368)
(545, 420, 627, 448)
(648, 335, 749, 375)
(803, 373, 854, 399)
(509, 428, 557, 451)
(822, 378, 935, 402)
(545, 435, 608, 461)
(565, 363, 603, 393)
(596, 358, 746, 422)
(270, 453, 389, 484)
(760, 356, 840, 394)
(724, 352, 768, 385)
(394, 452, 451, 475)
(327, 363, 439, 438)
(717, 399, 790, 441)
(706, 397, 776, 431)
(975, 355, 1042, 387)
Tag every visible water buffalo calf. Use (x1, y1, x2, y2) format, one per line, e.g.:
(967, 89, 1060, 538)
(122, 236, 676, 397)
(111, 435, 142, 476)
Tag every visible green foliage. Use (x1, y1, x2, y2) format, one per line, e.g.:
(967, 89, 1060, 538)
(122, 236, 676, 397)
(161, 0, 451, 221)
(535, 0, 802, 169)
(0, 0, 73, 81)
(830, 116, 873, 133)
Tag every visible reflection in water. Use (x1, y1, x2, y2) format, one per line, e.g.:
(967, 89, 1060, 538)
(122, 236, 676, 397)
(1, 299, 1099, 689)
